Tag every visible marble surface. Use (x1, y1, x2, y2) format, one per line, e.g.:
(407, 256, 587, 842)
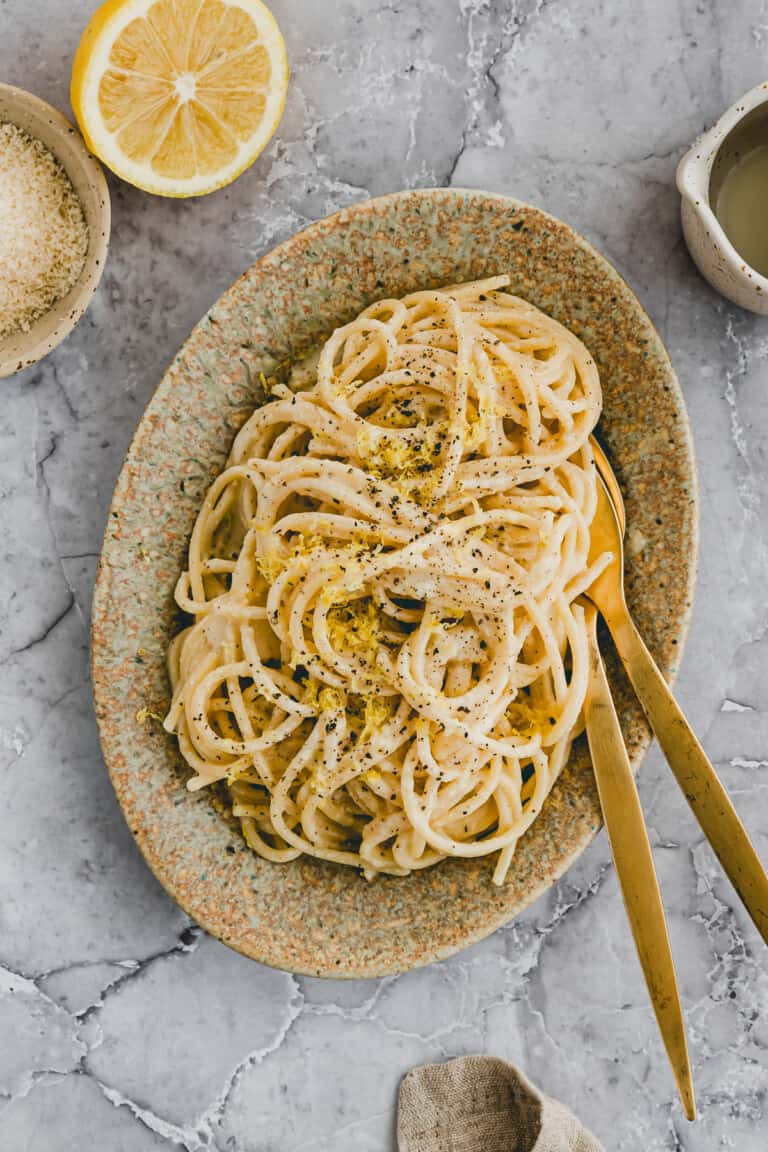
(0, 1, 766, 1148)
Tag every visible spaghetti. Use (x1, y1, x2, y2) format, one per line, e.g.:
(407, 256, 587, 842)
(164, 277, 608, 883)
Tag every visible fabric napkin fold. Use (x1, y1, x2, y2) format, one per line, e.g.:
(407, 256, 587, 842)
(397, 1056, 605, 1152)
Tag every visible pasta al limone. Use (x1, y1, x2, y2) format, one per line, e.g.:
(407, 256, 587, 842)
(164, 277, 608, 884)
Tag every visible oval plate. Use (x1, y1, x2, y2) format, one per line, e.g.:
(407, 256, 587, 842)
(92, 189, 698, 978)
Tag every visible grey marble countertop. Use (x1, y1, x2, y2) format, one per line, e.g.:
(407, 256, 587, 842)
(1, 2, 767, 1149)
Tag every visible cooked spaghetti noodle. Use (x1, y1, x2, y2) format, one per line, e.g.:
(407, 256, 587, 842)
(164, 276, 608, 883)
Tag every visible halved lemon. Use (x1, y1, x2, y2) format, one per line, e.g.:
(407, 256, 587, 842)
(71, 0, 288, 197)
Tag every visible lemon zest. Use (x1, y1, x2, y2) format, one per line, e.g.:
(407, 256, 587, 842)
(355, 419, 448, 502)
(505, 699, 553, 737)
(326, 598, 380, 657)
(302, 679, 344, 713)
(136, 706, 164, 724)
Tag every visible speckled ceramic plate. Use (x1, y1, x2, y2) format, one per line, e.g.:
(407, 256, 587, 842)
(92, 189, 698, 978)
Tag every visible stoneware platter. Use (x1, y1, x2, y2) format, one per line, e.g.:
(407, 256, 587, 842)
(91, 188, 698, 978)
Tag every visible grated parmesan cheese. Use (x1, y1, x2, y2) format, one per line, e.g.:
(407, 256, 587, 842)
(0, 122, 89, 341)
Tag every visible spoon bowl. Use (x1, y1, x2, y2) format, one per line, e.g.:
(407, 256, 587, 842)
(589, 435, 625, 533)
(586, 468, 626, 620)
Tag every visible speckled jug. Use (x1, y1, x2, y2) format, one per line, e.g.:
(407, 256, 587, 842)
(677, 82, 768, 314)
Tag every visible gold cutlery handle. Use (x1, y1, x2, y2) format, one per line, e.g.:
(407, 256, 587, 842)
(584, 611, 695, 1120)
(608, 608, 768, 945)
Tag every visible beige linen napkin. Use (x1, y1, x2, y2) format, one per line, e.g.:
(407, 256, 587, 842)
(398, 1056, 605, 1152)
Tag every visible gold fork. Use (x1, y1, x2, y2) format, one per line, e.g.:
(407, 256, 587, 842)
(588, 436, 768, 945)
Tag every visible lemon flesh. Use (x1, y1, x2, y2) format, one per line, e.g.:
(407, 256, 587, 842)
(71, 0, 288, 197)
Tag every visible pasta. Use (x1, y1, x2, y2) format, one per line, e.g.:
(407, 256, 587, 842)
(164, 276, 609, 884)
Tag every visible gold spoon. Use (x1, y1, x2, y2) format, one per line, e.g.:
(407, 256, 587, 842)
(590, 436, 624, 525)
(587, 436, 768, 946)
(582, 600, 696, 1120)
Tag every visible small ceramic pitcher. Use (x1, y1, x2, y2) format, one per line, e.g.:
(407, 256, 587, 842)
(677, 82, 768, 314)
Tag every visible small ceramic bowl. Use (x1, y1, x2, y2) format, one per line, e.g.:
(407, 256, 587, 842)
(0, 83, 110, 378)
(677, 81, 768, 314)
